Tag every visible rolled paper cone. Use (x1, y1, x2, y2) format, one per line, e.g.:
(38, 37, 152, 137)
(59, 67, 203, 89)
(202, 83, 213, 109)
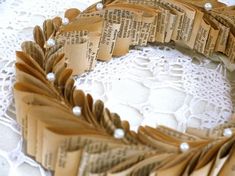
(212, 19, 230, 54)
(194, 18, 211, 55)
(105, 3, 144, 47)
(86, 32, 101, 70)
(97, 22, 121, 61)
(171, 9, 184, 42)
(63, 17, 104, 69)
(164, 13, 177, 43)
(185, 8, 204, 50)
(131, 13, 143, 45)
(138, 13, 155, 46)
(64, 40, 89, 75)
(203, 14, 220, 57)
(112, 37, 131, 57)
(58, 31, 89, 75)
(106, 4, 155, 56)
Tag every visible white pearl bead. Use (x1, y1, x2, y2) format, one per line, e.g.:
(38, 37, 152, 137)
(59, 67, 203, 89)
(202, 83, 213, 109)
(46, 72, 55, 82)
(223, 128, 233, 137)
(72, 106, 82, 116)
(62, 17, 69, 25)
(114, 128, 125, 139)
(180, 142, 190, 152)
(46, 38, 55, 47)
(96, 2, 104, 11)
(204, 3, 212, 11)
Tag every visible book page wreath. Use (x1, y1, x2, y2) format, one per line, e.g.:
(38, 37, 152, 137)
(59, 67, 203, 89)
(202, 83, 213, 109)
(14, 0, 235, 175)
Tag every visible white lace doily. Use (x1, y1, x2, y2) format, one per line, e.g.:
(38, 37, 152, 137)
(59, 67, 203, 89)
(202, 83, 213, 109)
(0, 0, 235, 175)
(76, 45, 233, 132)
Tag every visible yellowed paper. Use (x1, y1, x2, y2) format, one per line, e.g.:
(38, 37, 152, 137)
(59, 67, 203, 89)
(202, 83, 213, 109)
(209, 138, 235, 176)
(130, 12, 143, 45)
(204, 16, 219, 57)
(26, 105, 90, 161)
(156, 8, 169, 43)
(86, 32, 101, 70)
(21, 41, 44, 68)
(218, 143, 235, 175)
(108, 153, 171, 176)
(171, 9, 184, 41)
(57, 31, 89, 75)
(207, 13, 230, 53)
(225, 32, 235, 63)
(190, 160, 214, 176)
(148, 14, 158, 43)
(97, 21, 121, 61)
(41, 127, 118, 170)
(13, 81, 58, 139)
(78, 144, 150, 175)
(159, 0, 197, 45)
(54, 148, 81, 176)
(194, 18, 211, 54)
(165, 12, 177, 43)
(153, 152, 194, 176)
(138, 13, 155, 46)
(157, 126, 199, 141)
(104, 8, 134, 56)
(59, 16, 105, 71)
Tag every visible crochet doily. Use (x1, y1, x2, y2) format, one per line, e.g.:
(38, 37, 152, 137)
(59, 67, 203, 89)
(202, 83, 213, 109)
(0, 0, 235, 175)
(76, 45, 233, 132)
